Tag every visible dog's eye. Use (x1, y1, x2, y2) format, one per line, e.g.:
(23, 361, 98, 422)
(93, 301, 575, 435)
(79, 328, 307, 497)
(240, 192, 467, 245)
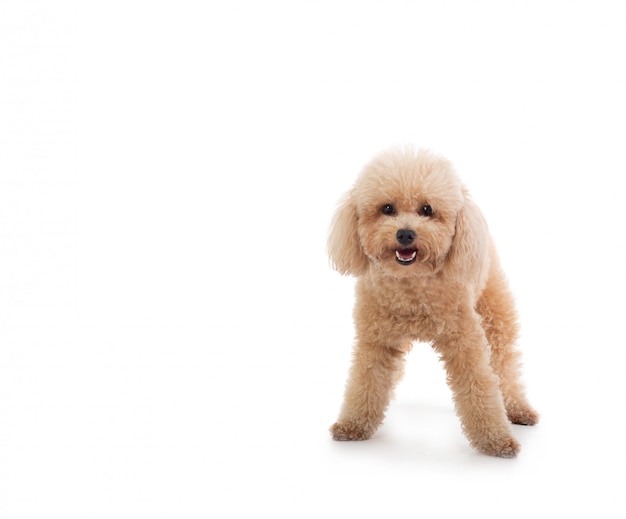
(381, 204, 396, 215)
(419, 204, 433, 217)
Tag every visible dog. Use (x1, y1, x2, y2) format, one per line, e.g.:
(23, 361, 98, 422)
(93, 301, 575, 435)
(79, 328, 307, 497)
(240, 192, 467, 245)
(327, 146, 538, 457)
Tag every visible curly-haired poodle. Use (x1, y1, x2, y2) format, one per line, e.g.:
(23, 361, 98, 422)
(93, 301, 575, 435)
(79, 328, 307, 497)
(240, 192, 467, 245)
(328, 146, 538, 458)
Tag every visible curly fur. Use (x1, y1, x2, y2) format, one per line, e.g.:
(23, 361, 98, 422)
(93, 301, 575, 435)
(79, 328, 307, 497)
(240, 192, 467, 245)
(328, 146, 538, 458)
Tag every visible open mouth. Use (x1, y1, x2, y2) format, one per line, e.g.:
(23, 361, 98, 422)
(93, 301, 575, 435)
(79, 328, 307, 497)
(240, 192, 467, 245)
(395, 248, 417, 265)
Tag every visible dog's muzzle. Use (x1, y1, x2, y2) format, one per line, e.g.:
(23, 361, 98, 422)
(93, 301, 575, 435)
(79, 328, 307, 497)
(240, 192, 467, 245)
(395, 229, 417, 265)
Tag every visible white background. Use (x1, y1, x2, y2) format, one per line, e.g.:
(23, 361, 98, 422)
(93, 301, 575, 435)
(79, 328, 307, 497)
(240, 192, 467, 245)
(1, 1, 625, 518)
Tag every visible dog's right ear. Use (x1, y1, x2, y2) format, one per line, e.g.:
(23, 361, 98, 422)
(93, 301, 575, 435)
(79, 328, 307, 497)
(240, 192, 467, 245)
(327, 191, 369, 276)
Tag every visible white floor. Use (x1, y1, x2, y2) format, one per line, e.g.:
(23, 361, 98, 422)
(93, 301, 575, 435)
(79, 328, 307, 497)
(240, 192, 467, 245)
(2, 1, 625, 518)
(1, 314, 623, 519)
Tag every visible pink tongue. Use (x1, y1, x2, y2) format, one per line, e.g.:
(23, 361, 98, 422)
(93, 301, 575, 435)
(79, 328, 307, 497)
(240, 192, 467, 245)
(398, 249, 415, 259)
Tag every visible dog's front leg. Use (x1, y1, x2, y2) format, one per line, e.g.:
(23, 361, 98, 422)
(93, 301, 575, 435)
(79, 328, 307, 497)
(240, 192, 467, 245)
(435, 311, 520, 458)
(330, 340, 406, 441)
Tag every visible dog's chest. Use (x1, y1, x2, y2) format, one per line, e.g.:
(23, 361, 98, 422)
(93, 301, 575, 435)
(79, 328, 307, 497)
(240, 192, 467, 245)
(359, 277, 452, 342)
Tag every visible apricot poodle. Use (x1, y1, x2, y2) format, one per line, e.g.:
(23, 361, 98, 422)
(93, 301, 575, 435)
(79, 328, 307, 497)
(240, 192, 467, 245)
(328, 146, 538, 457)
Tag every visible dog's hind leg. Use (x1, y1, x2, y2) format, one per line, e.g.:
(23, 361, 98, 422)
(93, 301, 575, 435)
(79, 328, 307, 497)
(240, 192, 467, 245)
(477, 265, 539, 426)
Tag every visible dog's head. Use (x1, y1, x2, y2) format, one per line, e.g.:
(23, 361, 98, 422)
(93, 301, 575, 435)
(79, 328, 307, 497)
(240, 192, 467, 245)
(328, 147, 487, 279)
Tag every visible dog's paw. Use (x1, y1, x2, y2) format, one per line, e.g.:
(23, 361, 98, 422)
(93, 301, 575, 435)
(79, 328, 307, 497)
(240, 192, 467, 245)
(476, 435, 521, 458)
(330, 421, 374, 441)
(507, 406, 539, 426)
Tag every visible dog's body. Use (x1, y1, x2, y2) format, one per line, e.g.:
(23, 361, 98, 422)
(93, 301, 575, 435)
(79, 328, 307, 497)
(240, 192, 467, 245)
(328, 147, 538, 457)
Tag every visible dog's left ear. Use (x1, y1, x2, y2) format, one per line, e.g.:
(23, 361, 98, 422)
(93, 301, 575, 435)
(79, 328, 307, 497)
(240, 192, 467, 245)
(446, 194, 489, 279)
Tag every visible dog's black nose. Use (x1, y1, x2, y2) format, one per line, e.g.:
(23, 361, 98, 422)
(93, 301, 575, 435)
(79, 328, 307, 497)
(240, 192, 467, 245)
(396, 229, 416, 246)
